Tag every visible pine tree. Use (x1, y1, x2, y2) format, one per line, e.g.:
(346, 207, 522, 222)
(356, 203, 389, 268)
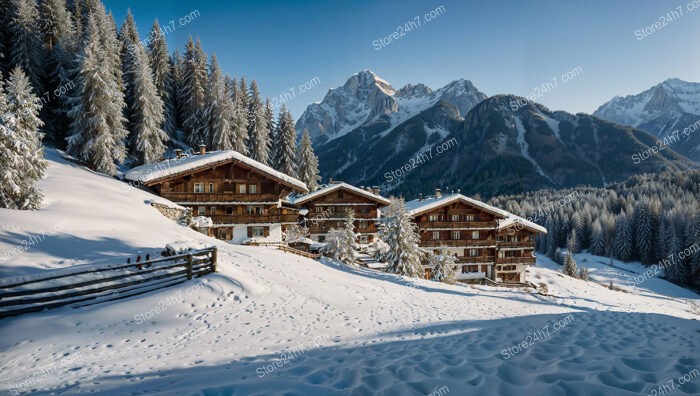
(128, 42, 167, 165)
(633, 202, 657, 264)
(336, 209, 359, 266)
(181, 37, 207, 146)
(169, 49, 184, 134)
(118, 9, 139, 140)
(230, 76, 248, 154)
(613, 214, 633, 262)
(563, 235, 578, 277)
(429, 246, 456, 284)
(590, 219, 606, 256)
(297, 129, 321, 190)
(147, 19, 176, 139)
(246, 80, 270, 163)
(380, 198, 425, 278)
(67, 15, 128, 175)
(578, 267, 589, 281)
(205, 53, 236, 151)
(1, 67, 47, 209)
(664, 230, 688, 284)
(8, 0, 42, 92)
(273, 106, 297, 176)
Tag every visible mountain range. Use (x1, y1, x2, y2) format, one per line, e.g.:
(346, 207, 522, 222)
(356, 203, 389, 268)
(296, 71, 696, 198)
(593, 78, 700, 161)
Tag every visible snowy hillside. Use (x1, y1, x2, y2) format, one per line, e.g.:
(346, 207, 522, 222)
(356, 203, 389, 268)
(295, 70, 487, 144)
(594, 78, 700, 161)
(0, 150, 699, 395)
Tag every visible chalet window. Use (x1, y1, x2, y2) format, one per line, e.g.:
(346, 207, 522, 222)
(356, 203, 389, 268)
(529, 235, 535, 241)
(208, 183, 215, 193)
(467, 265, 479, 273)
(238, 184, 247, 194)
(451, 231, 460, 240)
(226, 207, 233, 215)
(218, 229, 228, 240)
(465, 215, 475, 221)
(506, 251, 517, 257)
(210, 207, 216, 215)
(359, 221, 367, 229)
(359, 235, 368, 244)
(472, 231, 480, 239)
(432, 231, 440, 240)
(250, 226, 265, 237)
(360, 206, 369, 213)
(318, 235, 326, 242)
(194, 183, 204, 193)
(462, 265, 468, 274)
(249, 184, 257, 194)
(429, 214, 439, 222)
(497, 235, 505, 242)
(245, 206, 265, 215)
(451, 215, 460, 222)
(315, 207, 323, 213)
(197, 206, 206, 215)
(469, 249, 480, 257)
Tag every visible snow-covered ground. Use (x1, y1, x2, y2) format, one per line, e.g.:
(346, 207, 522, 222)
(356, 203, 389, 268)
(0, 150, 698, 395)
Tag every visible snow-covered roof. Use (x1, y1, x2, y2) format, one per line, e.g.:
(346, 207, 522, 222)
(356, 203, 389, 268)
(405, 193, 547, 234)
(498, 214, 547, 234)
(405, 193, 508, 219)
(290, 182, 390, 206)
(124, 150, 308, 192)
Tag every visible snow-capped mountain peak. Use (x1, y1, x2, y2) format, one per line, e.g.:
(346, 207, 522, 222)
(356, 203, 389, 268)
(296, 70, 487, 143)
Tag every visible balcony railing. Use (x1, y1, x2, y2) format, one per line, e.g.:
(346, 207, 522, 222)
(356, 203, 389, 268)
(417, 221, 496, 229)
(420, 239, 497, 248)
(206, 214, 299, 224)
(498, 242, 535, 249)
(455, 255, 496, 264)
(496, 256, 536, 264)
(163, 192, 282, 203)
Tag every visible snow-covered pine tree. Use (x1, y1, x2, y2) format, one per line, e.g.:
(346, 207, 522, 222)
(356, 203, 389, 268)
(590, 219, 606, 256)
(147, 19, 176, 140)
(380, 198, 425, 278)
(231, 76, 248, 154)
(613, 214, 633, 262)
(118, 9, 139, 140)
(339, 209, 359, 266)
(563, 235, 578, 277)
(67, 15, 128, 175)
(273, 106, 297, 176)
(429, 246, 456, 284)
(569, 228, 579, 254)
(578, 266, 589, 281)
(170, 49, 184, 134)
(205, 53, 236, 151)
(544, 216, 556, 258)
(554, 247, 564, 266)
(8, 0, 42, 92)
(1, 67, 47, 209)
(128, 42, 167, 165)
(246, 80, 270, 164)
(664, 230, 687, 284)
(238, 76, 248, 109)
(632, 201, 658, 264)
(296, 129, 321, 191)
(181, 37, 207, 146)
(38, 0, 76, 147)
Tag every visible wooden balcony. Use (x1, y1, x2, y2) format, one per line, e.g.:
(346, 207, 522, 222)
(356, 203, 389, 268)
(496, 256, 536, 264)
(498, 242, 535, 249)
(456, 255, 496, 264)
(163, 192, 281, 203)
(207, 214, 299, 224)
(420, 239, 497, 248)
(417, 221, 496, 229)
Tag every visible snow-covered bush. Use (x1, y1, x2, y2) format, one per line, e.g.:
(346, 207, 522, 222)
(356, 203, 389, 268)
(429, 246, 456, 284)
(379, 198, 424, 278)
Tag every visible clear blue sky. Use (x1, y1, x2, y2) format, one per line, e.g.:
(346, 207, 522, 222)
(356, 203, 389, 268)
(104, 0, 700, 119)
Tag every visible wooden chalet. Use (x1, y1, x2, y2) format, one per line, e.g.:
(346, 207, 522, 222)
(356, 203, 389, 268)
(405, 189, 546, 284)
(124, 146, 308, 244)
(289, 182, 390, 244)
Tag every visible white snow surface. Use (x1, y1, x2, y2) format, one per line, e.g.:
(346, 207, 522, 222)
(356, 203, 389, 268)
(124, 150, 308, 192)
(289, 182, 390, 206)
(0, 149, 698, 395)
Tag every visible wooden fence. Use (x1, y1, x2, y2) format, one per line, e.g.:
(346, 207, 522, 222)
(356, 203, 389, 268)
(0, 247, 217, 319)
(278, 244, 321, 259)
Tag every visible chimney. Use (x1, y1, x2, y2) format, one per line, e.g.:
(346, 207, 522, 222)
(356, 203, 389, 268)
(199, 144, 206, 155)
(360, 186, 365, 191)
(418, 192, 423, 201)
(329, 177, 333, 185)
(435, 188, 442, 198)
(174, 149, 183, 159)
(372, 186, 379, 195)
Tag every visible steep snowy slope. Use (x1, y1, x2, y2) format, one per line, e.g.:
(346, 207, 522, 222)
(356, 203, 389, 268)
(594, 78, 700, 161)
(0, 150, 698, 395)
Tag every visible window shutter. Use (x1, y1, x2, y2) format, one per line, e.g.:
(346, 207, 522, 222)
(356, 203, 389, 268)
(263, 227, 270, 237)
(247, 227, 253, 237)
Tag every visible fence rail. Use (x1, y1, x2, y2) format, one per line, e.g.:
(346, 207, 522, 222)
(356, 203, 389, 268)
(0, 247, 217, 319)
(278, 244, 321, 259)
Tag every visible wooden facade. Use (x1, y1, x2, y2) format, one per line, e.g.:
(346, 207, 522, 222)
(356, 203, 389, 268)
(291, 182, 390, 244)
(126, 150, 308, 244)
(407, 191, 546, 284)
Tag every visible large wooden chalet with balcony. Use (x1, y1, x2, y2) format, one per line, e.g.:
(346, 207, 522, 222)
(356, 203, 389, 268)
(289, 182, 390, 244)
(405, 189, 546, 284)
(124, 147, 308, 244)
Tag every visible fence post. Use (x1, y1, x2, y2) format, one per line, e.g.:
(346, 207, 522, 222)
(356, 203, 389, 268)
(187, 254, 193, 280)
(210, 248, 217, 273)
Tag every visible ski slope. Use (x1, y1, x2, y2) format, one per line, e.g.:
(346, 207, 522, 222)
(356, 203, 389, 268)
(0, 150, 698, 395)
